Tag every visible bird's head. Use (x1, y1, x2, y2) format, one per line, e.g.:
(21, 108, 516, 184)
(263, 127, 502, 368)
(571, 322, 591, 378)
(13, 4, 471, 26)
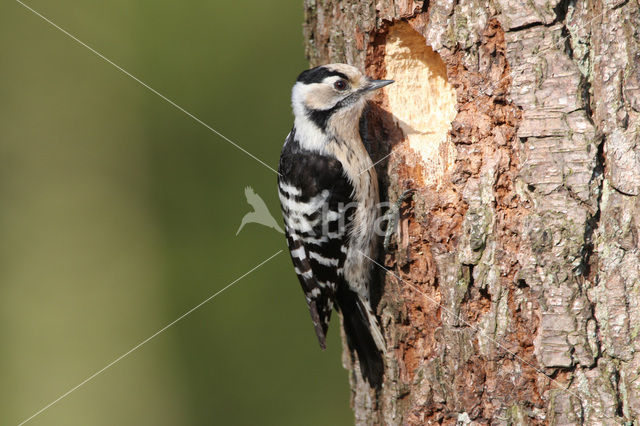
(291, 64, 393, 131)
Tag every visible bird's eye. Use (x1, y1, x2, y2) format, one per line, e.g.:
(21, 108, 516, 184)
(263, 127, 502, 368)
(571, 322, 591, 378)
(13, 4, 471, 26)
(334, 80, 348, 91)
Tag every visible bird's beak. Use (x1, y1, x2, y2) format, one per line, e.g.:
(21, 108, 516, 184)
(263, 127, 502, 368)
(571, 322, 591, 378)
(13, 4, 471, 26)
(365, 79, 395, 92)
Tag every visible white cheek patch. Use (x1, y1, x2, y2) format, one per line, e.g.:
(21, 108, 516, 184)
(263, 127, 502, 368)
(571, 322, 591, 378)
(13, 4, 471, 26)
(305, 85, 340, 110)
(292, 82, 331, 113)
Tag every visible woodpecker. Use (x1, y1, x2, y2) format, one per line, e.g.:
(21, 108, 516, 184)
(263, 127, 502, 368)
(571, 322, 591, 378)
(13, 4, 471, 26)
(278, 64, 393, 386)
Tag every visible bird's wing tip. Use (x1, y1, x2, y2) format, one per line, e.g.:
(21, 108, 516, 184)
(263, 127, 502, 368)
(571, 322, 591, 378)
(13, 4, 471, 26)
(309, 302, 329, 350)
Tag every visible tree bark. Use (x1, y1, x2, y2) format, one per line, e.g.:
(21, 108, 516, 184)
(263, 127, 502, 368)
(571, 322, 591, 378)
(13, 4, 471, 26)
(303, 0, 640, 424)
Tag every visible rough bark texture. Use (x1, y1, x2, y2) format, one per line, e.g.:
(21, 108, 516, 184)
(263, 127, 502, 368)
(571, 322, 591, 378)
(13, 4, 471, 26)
(303, 0, 640, 424)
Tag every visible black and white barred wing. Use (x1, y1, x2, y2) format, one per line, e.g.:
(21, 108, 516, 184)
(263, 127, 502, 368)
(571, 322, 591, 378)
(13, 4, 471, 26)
(278, 140, 353, 348)
(280, 187, 338, 348)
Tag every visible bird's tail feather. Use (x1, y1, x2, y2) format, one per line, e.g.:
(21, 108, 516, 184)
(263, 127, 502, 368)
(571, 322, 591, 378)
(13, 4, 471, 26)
(356, 297, 387, 355)
(336, 286, 385, 388)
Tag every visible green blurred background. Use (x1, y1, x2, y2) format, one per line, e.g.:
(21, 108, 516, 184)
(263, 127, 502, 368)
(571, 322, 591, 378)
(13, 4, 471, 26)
(0, 1, 353, 424)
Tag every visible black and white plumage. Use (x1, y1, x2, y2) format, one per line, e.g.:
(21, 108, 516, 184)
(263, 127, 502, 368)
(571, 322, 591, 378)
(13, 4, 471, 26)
(278, 64, 393, 386)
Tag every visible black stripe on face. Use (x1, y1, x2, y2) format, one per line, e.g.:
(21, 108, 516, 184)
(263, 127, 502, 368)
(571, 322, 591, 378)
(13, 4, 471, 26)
(305, 89, 364, 131)
(297, 66, 349, 84)
(307, 108, 333, 130)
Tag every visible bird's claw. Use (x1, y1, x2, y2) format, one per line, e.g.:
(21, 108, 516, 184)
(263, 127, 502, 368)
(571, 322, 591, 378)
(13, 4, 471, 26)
(382, 189, 415, 252)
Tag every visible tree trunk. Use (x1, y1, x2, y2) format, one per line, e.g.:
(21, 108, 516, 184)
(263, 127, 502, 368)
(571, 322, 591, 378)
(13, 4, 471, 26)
(303, 0, 640, 424)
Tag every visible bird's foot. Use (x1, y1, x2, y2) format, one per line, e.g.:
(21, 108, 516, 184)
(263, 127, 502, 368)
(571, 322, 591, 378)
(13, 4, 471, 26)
(382, 189, 415, 252)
